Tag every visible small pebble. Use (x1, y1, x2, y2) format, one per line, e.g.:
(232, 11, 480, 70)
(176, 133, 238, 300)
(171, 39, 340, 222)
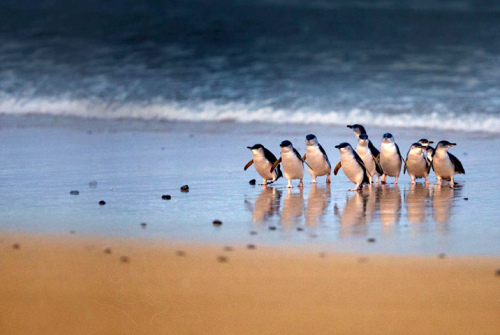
(247, 244, 256, 250)
(180, 185, 189, 192)
(223, 246, 234, 252)
(249, 179, 256, 185)
(217, 256, 228, 263)
(438, 253, 446, 259)
(70, 230, 76, 234)
(70, 190, 80, 195)
(463, 197, 469, 201)
(176, 250, 186, 257)
(104, 248, 112, 254)
(269, 226, 277, 230)
(296, 227, 304, 231)
(99, 200, 106, 206)
(495, 269, 500, 276)
(140, 222, 147, 229)
(319, 252, 326, 258)
(213, 220, 222, 226)
(161, 195, 172, 200)
(12, 243, 20, 249)
(250, 231, 258, 235)
(120, 256, 130, 263)
(89, 180, 98, 188)
(367, 238, 376, 243)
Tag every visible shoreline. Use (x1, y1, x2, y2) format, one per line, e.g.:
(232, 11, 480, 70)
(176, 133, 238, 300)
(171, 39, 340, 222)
(1, 233, 499, 334)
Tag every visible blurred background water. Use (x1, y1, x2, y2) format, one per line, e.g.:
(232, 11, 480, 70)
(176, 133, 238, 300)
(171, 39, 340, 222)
(1, 0, 500, 132)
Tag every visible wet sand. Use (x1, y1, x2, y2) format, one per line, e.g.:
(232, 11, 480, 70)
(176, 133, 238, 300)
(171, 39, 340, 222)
(1, 233, 499, 335)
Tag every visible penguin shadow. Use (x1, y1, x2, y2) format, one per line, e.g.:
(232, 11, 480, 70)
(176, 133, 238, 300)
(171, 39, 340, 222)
(280, 187, 305, 231)
(245, 185, 282, 226)
(431, 184, 461, 229)
(335, 186, 376, 237)
(378, 184, 402, 234)
(305, 184, 331, 228)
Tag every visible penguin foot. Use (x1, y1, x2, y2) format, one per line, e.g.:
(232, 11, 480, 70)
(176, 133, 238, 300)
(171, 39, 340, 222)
(286, 185, 293, 188)
(298, 181, 304, 188)
(326, 175, 331, 184)
(310, 180, 317, 184)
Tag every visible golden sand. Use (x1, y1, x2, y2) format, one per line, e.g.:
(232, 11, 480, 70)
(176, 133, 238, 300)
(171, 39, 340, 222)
(1, 234, 499, 335)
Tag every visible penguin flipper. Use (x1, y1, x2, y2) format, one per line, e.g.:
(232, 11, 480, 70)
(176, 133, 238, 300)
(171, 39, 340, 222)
(448, 152, 465, 174)
(334, 162, 342, 175)
(270, 157, 282, 173)
(244, 159, 254, 171)
(302, 154, 306, 161)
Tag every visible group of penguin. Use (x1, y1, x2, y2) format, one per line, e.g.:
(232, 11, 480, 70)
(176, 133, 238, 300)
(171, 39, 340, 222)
(244, 124, 465, 191)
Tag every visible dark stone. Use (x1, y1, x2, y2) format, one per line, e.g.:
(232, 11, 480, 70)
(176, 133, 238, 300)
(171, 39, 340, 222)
(180, 185, 189, 192)
(176, 250, 186, 257)
(161, 195, 172, 200)
(89, 180, 98, 188)
(213, 220, 222, 226)
(297, 227, 304, 231)
(217, 256, 228, 263)
(358, 257, 368, 263)
(367, 238, 376, 243)
(438, 253, 446, 259)
(319, 252, 326, 258)
(496, 269, 500, 276)
(250, 231, 258, 235)
(12, 243, 20, 249)
(70, 230, 76, 234)
(120, 256, 130, 263)
(247, 244, 256, 250)
(70, 190, 79, 195)
(269, 226, 277, 230)
(99, 200, 106, 206)
(463, 197, 469, 201)
(104, 248, 112, 254)
(249, 179, 256, 185)
(140, 222, 147, 229)
(223, 246, 234, 252)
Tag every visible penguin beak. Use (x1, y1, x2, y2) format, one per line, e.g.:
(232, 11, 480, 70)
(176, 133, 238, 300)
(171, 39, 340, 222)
(428, 141, 434, 144)
(346, 125, 353, 129)
(449, 143, 456, 146)
(334, 145, 340, 149)
(247, 146, 253, 150)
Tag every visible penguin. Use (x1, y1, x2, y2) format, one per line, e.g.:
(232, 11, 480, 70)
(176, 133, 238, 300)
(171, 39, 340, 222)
(244, 144, 282, 185)
(303, 134, 331, 184)
(432, 141, 465, 188)
(355, 134, 383, 183)
(404, 143, 430, 185)
(347, 124, 380, 158)
(333, 142, 370, 191)
(418, 139, 435, 163)
(379, 133, 403, 184)
(270, 140, 306, 188)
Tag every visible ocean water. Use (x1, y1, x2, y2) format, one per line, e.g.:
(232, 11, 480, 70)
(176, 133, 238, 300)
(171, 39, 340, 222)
(1, 0, 500, 133)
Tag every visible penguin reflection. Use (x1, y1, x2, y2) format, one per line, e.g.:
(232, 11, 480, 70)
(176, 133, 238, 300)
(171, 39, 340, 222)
(281, 188, 304, 229)
(432, 184, 458, 227)
(404, 184, 431, 224)
(338, 187, 376, 237)
(379, 184, 401, 228)
(305, 184, 331, 227)
(250, 186, 282, 223)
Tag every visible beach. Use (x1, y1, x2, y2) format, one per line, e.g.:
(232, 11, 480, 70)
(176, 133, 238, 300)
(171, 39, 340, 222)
(1, 233, 499, 335)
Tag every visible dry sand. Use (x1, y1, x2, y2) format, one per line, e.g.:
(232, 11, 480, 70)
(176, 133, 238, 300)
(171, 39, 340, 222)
(1, 233, 499, 335)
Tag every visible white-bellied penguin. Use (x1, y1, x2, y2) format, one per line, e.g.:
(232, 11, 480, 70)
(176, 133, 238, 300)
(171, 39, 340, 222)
(379, 133, 403, 184)
(355, 134, 383, 183)
(245, 144, 282, 185)
(303, 134, 331, 184)
(333, 142, 370, 191)
(432, 141, 465, 188)
(347, 124, 380, 158)
(418, 138, 435, 163)
(270, 140, 307, 188)
(404, 143, 430, 185)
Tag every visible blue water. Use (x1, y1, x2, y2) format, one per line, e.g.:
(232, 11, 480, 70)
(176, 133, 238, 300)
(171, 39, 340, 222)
(1, 0, 500, 132)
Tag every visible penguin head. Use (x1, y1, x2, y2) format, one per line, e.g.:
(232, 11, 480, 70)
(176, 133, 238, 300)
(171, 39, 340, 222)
(335, 142, 353, 153)
(409, 143, 424, 153)
(305, 134, 318, 146)
(247, 144, 265, 154)
(358, 134, 369, 146)
(279, 140, 293, 152)
(347, 124, 366, 136)
(436, 141, 456, 150)
(418, 139, 434, 147)
(382, 133, 395, 143)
